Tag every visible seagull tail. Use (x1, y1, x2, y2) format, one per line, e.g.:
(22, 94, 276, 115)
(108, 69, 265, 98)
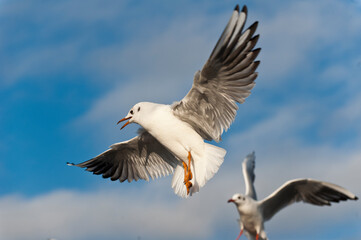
(191, 143, 226, 193)
(171, 143, 226, 198)
(171, 165, 189, 198)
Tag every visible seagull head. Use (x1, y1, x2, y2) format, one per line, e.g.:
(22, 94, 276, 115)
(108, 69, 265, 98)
(117, 102, 156, 129)
(117, 103, 143, 129)
(228, 193, 247, 206)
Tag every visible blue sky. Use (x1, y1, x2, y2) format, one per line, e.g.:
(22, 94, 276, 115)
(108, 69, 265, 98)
(0, 0, 361, 239)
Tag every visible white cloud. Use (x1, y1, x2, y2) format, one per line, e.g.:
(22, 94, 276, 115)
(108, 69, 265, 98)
(2, 1, 360, 240)
(61, 2, 361, 238)
(225, 102, 317, 158)
(69, 9, 229, 141)
(0, 0, 229, 87)
(0, 148, 359, 240)
(1, 40, 83, 86)
(0, 0, 129, 86)
(320, 93, 361, 141)
(0, 185, 216, 240)
(256, 0, 361, 85)
(3, 96, 361, 239)
(71, 0, 361, 140)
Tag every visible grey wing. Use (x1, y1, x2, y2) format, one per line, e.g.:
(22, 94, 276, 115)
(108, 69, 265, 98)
(259, 178, 358, 221)
(68, 128, 179, 182)
(172, 5, 260, 142)
(242, 151, 257, 200)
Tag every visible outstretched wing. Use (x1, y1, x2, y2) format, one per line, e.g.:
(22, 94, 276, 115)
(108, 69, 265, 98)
(259, 178, 358, 221)
(68, 129, 179, 182)
(172, 5, 260, 142)
(243, 151, 257, 200)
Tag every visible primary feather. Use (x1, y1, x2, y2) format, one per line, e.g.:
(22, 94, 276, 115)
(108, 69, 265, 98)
(172, 5, 260, 142)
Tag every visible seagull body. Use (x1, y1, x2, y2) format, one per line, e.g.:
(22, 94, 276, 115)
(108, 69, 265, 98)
(69, 5, 261, 198)
(119, 102, 226, 196)
(135, 103, 204, 162)
(228, 152, 358, 240)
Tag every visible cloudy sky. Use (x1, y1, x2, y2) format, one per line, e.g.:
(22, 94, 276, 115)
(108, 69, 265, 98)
(1, 0, 361, 239)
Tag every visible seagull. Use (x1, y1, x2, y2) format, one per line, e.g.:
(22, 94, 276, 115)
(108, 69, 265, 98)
(68, 4, 260, 198)
(228, 152, 358, 240)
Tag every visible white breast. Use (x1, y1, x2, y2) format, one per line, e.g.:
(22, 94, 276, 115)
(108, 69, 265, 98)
(238, 199, 263, 234)
(141, 104, 205, 161)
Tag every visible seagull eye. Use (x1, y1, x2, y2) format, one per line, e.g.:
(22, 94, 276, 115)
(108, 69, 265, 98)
(130, 110, 134, 114)
(138, 107, 140, 112)
(238, 196, 241, 199)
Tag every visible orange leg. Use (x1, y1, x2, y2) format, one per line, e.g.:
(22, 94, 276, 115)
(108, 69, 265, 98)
(182, 161, 188, 184)
(187, 151, 193, 181)
(236, 229, 243, 240)
(183, 151, 193, 195)
(256, 234, 259, 240)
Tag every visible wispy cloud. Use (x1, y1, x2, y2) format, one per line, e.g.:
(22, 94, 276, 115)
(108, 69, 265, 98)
(69, 6, 231, 141)
(0, 149, 359, 240)
(0, 0, 128, 86)
(257, 0, 361, 85)
(1, 0, 361, 239)
(4, 96, 361, 239)
(70, 0, 361, 143)
(0, 186, 216, 240)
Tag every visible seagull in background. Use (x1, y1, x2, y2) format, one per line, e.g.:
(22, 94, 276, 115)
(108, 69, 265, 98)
(68, 4, 261, 197)
(228, 152, 358, 240)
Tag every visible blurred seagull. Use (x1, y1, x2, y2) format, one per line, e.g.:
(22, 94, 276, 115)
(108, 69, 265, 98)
(228, 152, 358, 240)
(68, 4, 260, 198)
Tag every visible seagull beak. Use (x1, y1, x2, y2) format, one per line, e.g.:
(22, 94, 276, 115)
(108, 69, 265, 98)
(227, 199, 235, 203)
(117, 116, 132, 129)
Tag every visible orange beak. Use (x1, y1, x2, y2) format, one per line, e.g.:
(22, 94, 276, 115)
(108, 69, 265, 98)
(117, 116, 132, 130)
(227, 199, 234, 203)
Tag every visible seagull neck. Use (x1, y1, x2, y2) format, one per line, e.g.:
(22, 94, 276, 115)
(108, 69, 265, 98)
(138, 104, 170, 132)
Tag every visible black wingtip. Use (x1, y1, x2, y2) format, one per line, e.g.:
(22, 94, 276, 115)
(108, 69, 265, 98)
(234, 4, 240, 12)
(66, 162, 75, 166)
(253, 48, 262, 56)
(252, 34, 260, 42)
(252, 21, 259, 29)
(241, 5, 247, 15)
(354, 196, 359, 200)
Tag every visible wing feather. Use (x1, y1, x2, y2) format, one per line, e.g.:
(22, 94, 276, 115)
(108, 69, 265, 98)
(172, 5, 260, 141)
(259, 178, 358, 221)
(242, 151, 257, 200)
(68, 129, 179, 183)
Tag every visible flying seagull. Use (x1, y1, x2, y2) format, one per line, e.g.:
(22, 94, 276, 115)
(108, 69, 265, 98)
(68, 4, 260, 198)
(228, 152, 358, 240)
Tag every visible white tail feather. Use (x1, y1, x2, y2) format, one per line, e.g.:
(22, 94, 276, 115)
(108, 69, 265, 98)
(171, 143, 226, 198)
(171, 165, 188, 198)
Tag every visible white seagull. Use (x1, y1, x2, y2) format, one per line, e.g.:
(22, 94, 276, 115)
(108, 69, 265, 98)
(68, 5, 261, 197)
(228, 152, 358, 240)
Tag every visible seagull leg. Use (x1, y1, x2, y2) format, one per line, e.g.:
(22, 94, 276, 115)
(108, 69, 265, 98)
(255, 234, 259, 240)
(182, 161, 188, 183)
(236, 229, 243, 240)
(183, 151, 193, 195)
(187, 151, 193, 181)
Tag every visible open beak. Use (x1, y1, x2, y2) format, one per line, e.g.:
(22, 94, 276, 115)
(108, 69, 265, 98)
(227, 199, 234, 203)
(117, 116, 132, 130)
